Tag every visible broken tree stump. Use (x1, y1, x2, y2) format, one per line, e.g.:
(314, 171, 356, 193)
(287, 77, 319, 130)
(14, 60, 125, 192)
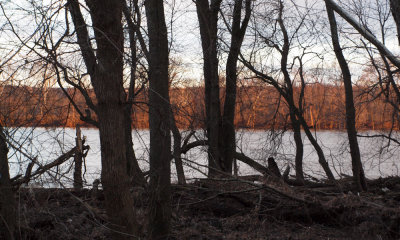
(73, 125, 83, 190)
(268, 157, 281, 178)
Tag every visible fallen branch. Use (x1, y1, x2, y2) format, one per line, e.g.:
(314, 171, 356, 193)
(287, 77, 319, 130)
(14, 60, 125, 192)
(324, 0, 400, 68)
(180, 140, 273, 177)
(233, 152, 269, 175)
(181, 139, 207, 154)
(12, 145, 89, 187)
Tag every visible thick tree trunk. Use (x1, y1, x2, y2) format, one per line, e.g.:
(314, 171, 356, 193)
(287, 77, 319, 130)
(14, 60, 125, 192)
(196, 0, 222, 177)
(145, 1, 172, 238)
(0, 127, 15, 240)
(98, 105, 140, 239)
(75, 1, 141, 238)
(326, 4, 367, 191)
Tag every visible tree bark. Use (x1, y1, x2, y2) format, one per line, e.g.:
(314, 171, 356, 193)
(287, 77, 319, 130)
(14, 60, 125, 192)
(0, 127, 15, 240)
(326, 3, 367, 191)
(98, 105, 141, 239)
(145, 0, 172, 238)
(196, 0, 223, 177)
(68, 0, 141, 238)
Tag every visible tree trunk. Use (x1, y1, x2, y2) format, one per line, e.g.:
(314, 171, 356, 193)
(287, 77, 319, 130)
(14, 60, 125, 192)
(69, 1, 142, 238)
(222, 0, 251, 174)
(73, 125, 83, 190)
(196, 0, 222, 177)
(145, 1, 172, 238)
(170, 109, 186, 185)
(326, 3, 367, 191)
(122, 0, 147, 187)
(290, 111, 304, 183)
(295, 111, 336, 181)
(0, 127, 15, 240)
(276, 4, 305, 184)
(390, 0, 400, 45)
(98, 104, 140, 239)
(125, 106, 146, 187)
(241, 1, 334, 182)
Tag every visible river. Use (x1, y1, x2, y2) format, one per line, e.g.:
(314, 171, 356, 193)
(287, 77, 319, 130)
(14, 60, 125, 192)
(6, 127, 400, 187)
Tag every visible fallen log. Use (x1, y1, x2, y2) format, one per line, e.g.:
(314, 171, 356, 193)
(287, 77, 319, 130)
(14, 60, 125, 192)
(233, 152, 269, 175)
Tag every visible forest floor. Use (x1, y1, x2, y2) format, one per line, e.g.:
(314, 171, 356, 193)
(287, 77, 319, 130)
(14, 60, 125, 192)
(14, 176, 400, 240)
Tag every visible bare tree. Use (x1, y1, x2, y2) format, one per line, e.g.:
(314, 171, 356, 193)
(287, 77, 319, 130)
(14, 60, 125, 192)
(195, 0, 252, 176)
(195, 0, 223, 177)
(323, 0, 400, 182)
(145, 0, 172, 238)
(68, 0, 141, 238)
(242, 0, 335, 181)
(168, 60, 187, 185)
(221, 0, 252, 175)
(351, 0, 400, 173)
(121, 0, 148, 187)
(325, 1, 367, 191)
(323, 0, 400, 68)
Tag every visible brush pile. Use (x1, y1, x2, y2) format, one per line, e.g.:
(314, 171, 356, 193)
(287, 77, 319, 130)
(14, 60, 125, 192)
(15, 176, 400, 239)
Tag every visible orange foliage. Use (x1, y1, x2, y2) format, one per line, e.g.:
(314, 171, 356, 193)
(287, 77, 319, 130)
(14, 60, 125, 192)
(0, 84, 397, 130)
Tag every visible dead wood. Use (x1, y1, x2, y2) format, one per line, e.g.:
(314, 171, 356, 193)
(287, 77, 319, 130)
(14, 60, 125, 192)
(233, 152, 269, 175)
(267, 157, 281, 177)
(13, 175, 400, 239)
(11, 144, 89, 187)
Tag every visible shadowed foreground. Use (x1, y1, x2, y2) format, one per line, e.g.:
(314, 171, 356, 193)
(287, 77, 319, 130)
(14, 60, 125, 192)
(15, 177, 400, 239)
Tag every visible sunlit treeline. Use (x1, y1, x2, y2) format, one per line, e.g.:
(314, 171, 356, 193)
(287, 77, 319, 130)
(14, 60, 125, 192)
(0, 84, 398, 130)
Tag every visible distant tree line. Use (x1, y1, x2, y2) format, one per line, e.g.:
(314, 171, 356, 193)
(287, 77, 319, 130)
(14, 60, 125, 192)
(0, 83, 398, 131)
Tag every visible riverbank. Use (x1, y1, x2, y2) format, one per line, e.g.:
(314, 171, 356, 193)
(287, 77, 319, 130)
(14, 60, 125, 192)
(14, 176, 400, 239)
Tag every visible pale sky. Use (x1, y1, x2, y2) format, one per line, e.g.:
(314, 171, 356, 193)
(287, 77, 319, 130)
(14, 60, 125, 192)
(0, 0, 399, 86)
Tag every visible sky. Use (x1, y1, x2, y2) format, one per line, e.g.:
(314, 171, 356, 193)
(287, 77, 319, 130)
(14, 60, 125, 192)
(164, 0, 400, 84)
(0, 0, 399, 86)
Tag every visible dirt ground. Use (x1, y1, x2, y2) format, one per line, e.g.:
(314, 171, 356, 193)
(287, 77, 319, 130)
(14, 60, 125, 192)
(12, 176, 400, 239)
